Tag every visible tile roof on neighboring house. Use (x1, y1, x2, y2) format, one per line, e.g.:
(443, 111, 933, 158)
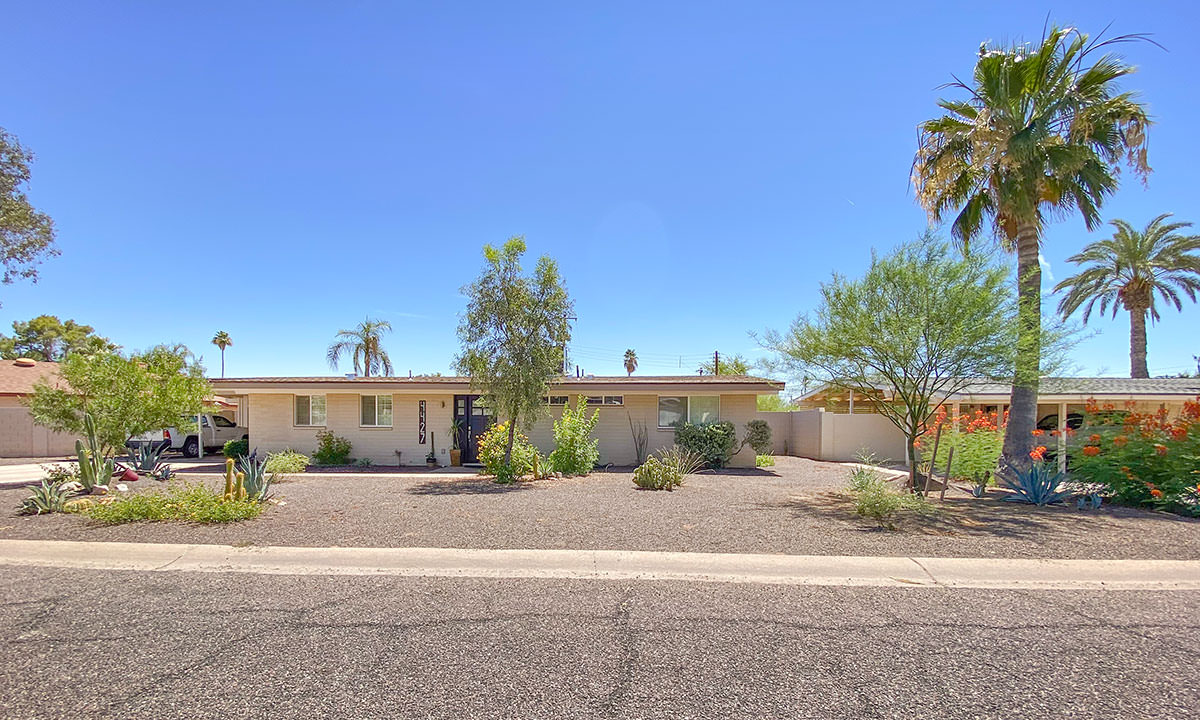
(0, 359, 63, 396)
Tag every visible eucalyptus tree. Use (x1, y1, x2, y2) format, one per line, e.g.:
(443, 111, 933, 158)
(456, 237, 572, 474)
(1055, 214, 1200, 378)
(327, 318, 394, 377)
(913, 26, 1153, 474)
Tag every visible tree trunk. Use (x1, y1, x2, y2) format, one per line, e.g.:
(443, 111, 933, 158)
(999, 222, 1041, 481)
(503, 409, 517, 470)
(1129, 308, 1149, 378)
(220, 349, 225, 378)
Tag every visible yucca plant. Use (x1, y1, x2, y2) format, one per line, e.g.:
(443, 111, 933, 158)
(126, 442, 166, 473)
(1004, 462, 1070, 505)
(20, 478, 78, 515)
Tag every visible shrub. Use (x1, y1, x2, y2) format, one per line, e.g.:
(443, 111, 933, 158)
(41, 463, 80, 485)
(86, 483, 264, 525)
(264, 449, 309, 475)
(755, 454, 775, 467)
(222, 438, 250, 458)
(1067, 398, 1200, 516)
(916, 409, 1004, 481)
(632, 446, 703, 491)
(674, 421, 737, 469)
(742, 420, 773, 455)
(19, 478, 78, 515)
(847, 465, 932, 529)
(548, 396, 600, 475)
(312, 429, 353, 465)
(477, 421, 543, 483)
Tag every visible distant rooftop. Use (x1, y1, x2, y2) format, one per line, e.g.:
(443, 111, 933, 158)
(801, 377, 1200, 401)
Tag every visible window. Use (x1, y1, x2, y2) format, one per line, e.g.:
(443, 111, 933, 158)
(657, 395, 720, 428)
(360, 394, 393, 427)
(213, 416, 235, 428)
(295, 395, 326, 426)
(544, 396, 569, 406)
(585, 395, 624, 406)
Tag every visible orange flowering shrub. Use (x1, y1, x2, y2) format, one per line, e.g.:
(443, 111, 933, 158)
(916, 408, 1004, 481)
(1069, 397, 1200, 516)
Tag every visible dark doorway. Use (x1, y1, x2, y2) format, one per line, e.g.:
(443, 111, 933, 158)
(454, 395, 494, 464)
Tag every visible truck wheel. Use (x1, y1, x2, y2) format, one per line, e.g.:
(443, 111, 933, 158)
(183, 437, 199, 458)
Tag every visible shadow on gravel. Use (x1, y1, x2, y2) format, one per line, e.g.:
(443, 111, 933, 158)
(407, 478, 534, 496)
(775, 490, 1176, 540)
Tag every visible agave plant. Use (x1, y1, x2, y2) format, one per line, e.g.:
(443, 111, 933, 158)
(235, 451, 273, 501)
(126, 442, 166, 474)
(76, 414, 115, 492)
(20, 478, 78, 515)
(1003, 463, 1070, 505)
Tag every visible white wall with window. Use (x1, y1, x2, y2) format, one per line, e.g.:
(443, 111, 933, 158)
(294, 394, 326, 426)
(657, 395, 720, 428)
(586, 395, 624, 407)
(360, 394, 393, 427)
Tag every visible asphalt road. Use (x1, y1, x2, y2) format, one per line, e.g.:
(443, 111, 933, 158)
(2, 567, 1197, 719)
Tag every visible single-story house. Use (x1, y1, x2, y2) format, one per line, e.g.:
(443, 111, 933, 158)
(0, 358, 77, 458)
(210, 375, 783, 468)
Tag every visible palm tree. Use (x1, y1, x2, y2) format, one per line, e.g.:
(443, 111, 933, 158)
(1054, 214, 1200, 378)
(327, 318, 394, 377)
(913, 26, 1152, 475)
(211, 331, 232, 378)
(623, 349, 638, 376)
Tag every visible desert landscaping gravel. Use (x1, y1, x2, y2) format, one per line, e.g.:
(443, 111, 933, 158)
(1, 456, 1197, 559)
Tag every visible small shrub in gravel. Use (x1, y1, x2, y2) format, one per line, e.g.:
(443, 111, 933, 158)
(548, 396, 600, 475)
(633, 446, 703, 491)
(674, 422, 737, 469)
(847, 465, 933, 530)
(478, 421, 544, 483)
(86, 483, 264, 525)
(756, 454, 775, 467)
(264, 449, 310, 475)
(222, 438, 250, 458)
(312, 430, 353, 465)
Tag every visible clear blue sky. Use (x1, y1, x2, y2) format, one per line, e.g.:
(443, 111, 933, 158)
(3, 1, 1198, 387)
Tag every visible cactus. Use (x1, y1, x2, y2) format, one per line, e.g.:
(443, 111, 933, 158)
(223, 458, 235, 500)
(235, 452, 273, 501)
(235, 472, 246, 501)
(126, 442, 166, 474)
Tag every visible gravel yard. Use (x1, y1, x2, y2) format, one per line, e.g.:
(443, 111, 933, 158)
(1, 456, 1197, 559)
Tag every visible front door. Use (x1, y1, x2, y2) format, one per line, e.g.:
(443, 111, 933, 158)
(455, 395, 494, 464)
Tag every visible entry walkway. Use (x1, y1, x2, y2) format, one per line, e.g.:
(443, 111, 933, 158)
(2, 539, 1197, 590)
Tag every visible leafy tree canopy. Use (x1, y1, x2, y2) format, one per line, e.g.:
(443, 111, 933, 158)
(698, 353, 752, 376)
(1, 129, 58, 299)
(27, 345, 210, 454)
(456, 237, 572, 470)
(0, 315, 115, 361)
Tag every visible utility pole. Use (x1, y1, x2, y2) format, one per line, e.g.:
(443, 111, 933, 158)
(714, 350, 720, 376)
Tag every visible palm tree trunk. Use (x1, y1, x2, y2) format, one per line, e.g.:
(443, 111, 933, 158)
(220, 349, 225, 378)
(999, 222, 1042, 479)
(1129, 308, 1149, 378)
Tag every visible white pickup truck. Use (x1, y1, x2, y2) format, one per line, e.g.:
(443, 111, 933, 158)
(128, 414, 249, 457)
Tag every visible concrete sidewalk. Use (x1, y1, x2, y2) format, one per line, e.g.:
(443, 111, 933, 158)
(2, 539, 1198, 590)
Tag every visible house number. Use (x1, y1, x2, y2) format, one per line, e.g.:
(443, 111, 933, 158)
(418, 400, 426, 444)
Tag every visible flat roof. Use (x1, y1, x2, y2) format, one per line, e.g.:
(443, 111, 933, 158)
(211, 374, 784, 394)
(800, 377, 1200, 402)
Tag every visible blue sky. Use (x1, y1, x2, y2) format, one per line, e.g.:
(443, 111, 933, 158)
(2, 1, 1198, 388)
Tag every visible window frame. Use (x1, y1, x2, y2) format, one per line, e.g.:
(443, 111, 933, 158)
(656, 395, 720, 429)
(585, 395, 624, 407)
(544, 395, 569, 406)
(359, 393, 393, 428)
(294, 394, 327, 427)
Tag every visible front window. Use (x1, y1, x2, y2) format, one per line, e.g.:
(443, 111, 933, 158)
(657, 395, 720, 428)
(295, 395, 326, 426)
(544, 396, 568, 406)
(658, 396, 687, 428)
(360, 394, 393, 427)
(586, 395, 624, 407)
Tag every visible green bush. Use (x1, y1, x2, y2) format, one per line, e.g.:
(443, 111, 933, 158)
(917, 410, 1003, 481)
(674, 421, 737, 469)
(742, 420, 773, 455)
(311, 429, 352, 465)
(478, 421, 543, 483)
(86, 483, 264, 525)
(847, 465, 932, 530)
(755, 454, 775, 467)
(632, 446, 703, 491)
(222, 438, 250, 458)
(548, 396, 600, 475)
(264, 449, 309, 475)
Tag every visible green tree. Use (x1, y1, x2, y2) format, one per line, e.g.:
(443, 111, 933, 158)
(0, 315, 115, 361)
(27, 346, 210, 454)
(211, 330, 233, 378)
(326, 318, 393, 377)
(698, 353, 752, 375)
(756, 394, 798, 412)
(1054, 214, 1200, 378)
(913, 26, 1152, 475)
(623, 349, 638, 376)
(456, 237, 572, 475)
(761, 236, 1027, 490)
(1, 129, 58, 301)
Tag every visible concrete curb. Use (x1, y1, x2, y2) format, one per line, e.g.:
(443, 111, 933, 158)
(2, 540, 1198, 590)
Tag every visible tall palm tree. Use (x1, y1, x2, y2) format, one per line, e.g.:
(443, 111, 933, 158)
(327, 318, 394, 377)
(623, 349, 638, 376)
(1055, 214, 1200, 378)
(211, 330, 232, 378)
(913, 26, 1152, 475)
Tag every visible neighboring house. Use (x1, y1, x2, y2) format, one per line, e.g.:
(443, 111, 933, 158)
(0, 359, 76, 458)
(209, 375, 784, 468)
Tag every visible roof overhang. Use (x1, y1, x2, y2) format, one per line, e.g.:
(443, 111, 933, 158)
(210, 376, 785, 396)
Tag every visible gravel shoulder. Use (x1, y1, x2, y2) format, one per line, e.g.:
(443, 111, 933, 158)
(1, 456, 1197, 559)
